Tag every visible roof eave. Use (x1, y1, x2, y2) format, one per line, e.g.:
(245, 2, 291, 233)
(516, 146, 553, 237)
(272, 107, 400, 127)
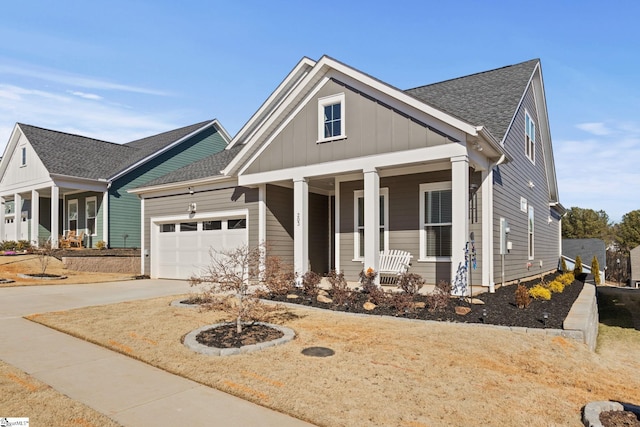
(128, 174, 233, 195)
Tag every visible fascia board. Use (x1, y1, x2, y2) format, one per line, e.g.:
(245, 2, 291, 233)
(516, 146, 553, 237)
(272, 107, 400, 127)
(128, 175, 234, 196)
(533, 66, 559, 203)
(227, 57, 317, 149)
(108, 119, 226, 182)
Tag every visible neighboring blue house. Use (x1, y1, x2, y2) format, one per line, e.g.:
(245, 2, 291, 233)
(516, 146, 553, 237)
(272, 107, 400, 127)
(0, 120, 230, 248)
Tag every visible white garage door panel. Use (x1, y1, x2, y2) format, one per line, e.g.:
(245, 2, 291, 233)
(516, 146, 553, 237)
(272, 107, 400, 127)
(152, 215, 248, 280)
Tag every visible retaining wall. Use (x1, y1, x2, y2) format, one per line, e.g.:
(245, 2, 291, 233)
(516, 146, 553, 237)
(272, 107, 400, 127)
(563, 282, 599, 351)
(62, 256, 140, 275)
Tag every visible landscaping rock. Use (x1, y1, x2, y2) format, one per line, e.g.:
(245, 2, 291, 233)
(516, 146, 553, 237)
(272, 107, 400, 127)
(455, 306, 471, 316)
(413, 302, 426, 309)
(466, 298, 485, 305)
(363, 302, 376, 311)
(318, 289, 329, 297)
(317, 294, 333, 304)
(286, 294, 299, 300)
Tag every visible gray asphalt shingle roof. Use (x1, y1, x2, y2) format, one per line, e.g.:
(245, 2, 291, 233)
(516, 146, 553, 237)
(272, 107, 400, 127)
(139, 145, 244, 187)
(19, 120, 213, 180)
(405, 59, 539, 141)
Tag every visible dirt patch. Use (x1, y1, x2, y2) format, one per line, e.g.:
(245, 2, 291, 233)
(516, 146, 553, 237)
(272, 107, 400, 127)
(196, 323, 284, 348)
(28, 294, 640, 426)
(0, 255, 135, 287)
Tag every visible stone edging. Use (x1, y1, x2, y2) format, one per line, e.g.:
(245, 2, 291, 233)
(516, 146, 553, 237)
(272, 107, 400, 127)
(17, 273, 67, 280)
(583, 401, 640, 426)
(170, 298, 199, 308)
(183, 322, 295, 356)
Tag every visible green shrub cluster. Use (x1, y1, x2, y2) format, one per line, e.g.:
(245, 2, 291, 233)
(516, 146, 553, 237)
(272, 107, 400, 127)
(1, 240, 32, 251)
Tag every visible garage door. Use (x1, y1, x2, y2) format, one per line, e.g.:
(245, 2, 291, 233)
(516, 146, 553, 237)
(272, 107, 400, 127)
(152, 215, 248, 280)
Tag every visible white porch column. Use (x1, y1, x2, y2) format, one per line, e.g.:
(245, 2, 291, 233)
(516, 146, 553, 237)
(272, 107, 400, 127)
(50, 186, 59, 248)
(0, 196, 5, 241)
(31, 189, 39, 246)
(481, 169, 495, 292)
(451, 155, 469, 295)
(363, 169, 380, 284)
(334, 177, 341, 272)
(14, 193, 22, 242)
(293, 178, 309, 279)
(102, 191, 109, 247)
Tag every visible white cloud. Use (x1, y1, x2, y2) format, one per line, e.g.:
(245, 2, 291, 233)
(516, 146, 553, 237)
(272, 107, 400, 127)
(575, 122, 612, 136)
(555, 121, 640, 222)
(68, 90, 103, 100)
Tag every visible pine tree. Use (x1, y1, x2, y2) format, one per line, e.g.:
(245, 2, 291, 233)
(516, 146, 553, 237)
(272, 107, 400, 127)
(574, 255, 583, 275)
(591, 256, 601, 285)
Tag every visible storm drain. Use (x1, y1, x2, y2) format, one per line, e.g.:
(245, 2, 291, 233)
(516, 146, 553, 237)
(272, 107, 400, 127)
(301, 346, 335, 357)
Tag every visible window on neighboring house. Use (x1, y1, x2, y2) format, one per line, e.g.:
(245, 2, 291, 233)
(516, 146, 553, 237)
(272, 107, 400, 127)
(525, 111, 535, 162)
(86, 197, 97, 236)
(318, 93, 345, 142)
(420, 183, 452, 260)
(528, 205, 535, 259)
(20, 147, 26, 166)
(68, 199, 78, 232)
(354, 188, 388, 260)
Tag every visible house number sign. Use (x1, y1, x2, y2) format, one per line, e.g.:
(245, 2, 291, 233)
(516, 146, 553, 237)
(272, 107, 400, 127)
(297, 213, 300, 226)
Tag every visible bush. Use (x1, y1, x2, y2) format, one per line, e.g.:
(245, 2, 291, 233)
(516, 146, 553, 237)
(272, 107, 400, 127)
(559, 272, 575, 286)
(529, 284, 551, 301)
(262, 255, 295, 296)
(427, 280, 451, 312)
(591, 256, 601, 285)
(96, 240, 107, 250)
(389, 292, 415, 315)
(547, 280, 565, 294)
(327, 270, 357, 308)
(359, 267, 378, 293)
(301, 270, 321, 297)
(1, 240, 17, 251)
(396, 272, 425, 295)
(16, 240, 31, 251)
(561, 257, 568, 272)
(574, 255, 583, 275)
(515, 284, 531, 308)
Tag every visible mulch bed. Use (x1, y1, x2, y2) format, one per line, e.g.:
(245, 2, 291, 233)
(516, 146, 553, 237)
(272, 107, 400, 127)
(600, 410, 640, 427)
(267, 272, 585, 330)
(196, 323, 284, 348)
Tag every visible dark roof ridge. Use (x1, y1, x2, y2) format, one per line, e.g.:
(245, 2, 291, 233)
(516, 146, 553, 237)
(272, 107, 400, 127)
(405, 58, 539, 92)
(123, 119, 214, 147)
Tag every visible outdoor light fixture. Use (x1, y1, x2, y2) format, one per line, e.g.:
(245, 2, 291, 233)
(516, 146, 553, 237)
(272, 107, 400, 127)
(482, 308, 488, 323)
(542, 312, 549, 327)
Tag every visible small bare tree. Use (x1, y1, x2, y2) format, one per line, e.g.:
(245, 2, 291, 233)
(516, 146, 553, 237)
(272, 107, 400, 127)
(36, 239, 54, 276)
(189, 244, 282, 335)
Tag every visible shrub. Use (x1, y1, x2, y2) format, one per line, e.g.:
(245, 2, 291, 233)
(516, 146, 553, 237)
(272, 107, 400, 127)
(262, 255, 295, 296)
(1, 240, 17, 251)
(591, 256, 601, 285)
(396, 272, 425, 295)
(529, 284, 551, 301)
(561, 257, 568, 272)
(389, 292, 415, 315)
(327, 270, 356, 307)
(359, 267, 378, 293)
(16, 240, 31, 251)
(547, 280, 565, 294)
(427, 280, 451, 312)
(574, 255, 583, 275)
(515, 284, 531, 308)
(96, 240, 107, 250)
(301, 270, 321, 297)
(559, 272, 575, 286)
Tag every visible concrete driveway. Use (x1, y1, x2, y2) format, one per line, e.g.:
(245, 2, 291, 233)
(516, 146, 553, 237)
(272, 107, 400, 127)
(0, 279, 314, 426)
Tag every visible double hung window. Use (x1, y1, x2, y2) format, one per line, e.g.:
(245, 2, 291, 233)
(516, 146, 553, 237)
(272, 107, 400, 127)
(420, 183, 452, 260)
(354, 188, 388, 259)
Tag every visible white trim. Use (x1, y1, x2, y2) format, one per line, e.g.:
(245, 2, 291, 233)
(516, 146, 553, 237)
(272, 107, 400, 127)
(525, 109, 536, 164)
(334, 177, 341, 272)
(528, 205, 535, 260)
(128, 175, 236, 196)
(20, 146, 27, 167)
(353, 186, 388, 261)
(481, 170, 493, 290)
(30, 189, 39, 245)
(258, 184, 266, 246)
(418, 182, 453, 262)
(317, 93, 346, 143)
(85, 196, 97, 236)
(293, 179, 309, 277)
(50, 185, 59, 248)
(140, 197, 145, 275)
(102, 191, 109, 246)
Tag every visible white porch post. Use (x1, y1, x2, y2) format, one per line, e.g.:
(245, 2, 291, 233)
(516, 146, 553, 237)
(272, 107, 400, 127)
(451, 155, 469, 295)
(334, 177, 341, 272)
(363, 169, 380, 285)
(0, 196, 5, 241)
(481, 169, 495, 292)
(293, 178, 309, 280)
(102, 191, 109, 247)
(31, 189, 39, 246)
(50, 186, 59, 248)
(14, 193, 22, 242)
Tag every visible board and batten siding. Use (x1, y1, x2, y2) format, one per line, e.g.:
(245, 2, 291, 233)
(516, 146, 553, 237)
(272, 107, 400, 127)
(493, 85, 559, 284)
(244, 79, 454, 175)
(110, 126, 228, 248)
(338, 170, 458, 283)
(0, 133, 50, 191)
(265, 184, 294, 267)
(143, 186, 260, 276)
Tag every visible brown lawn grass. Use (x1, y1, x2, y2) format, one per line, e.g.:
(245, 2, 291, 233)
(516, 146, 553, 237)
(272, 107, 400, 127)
(0, 255, 133, 287)
(0, 360, 122, 426)
(26, 296, 640, 427)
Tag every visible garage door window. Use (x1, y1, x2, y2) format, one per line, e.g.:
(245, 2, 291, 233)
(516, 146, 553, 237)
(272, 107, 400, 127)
(203, 220, 222, 230)
(180, 222, 198, 232)
(228, 219, 246, 229)
(160, 224, 175, 233)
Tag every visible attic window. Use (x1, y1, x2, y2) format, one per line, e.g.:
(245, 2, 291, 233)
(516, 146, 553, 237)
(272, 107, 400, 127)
(20, 146, 26, 166)
(525, 111, 535, 163)
(318, 93, 346, 143)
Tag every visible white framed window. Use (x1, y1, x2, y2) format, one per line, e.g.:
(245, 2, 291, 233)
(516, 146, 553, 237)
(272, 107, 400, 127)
(525, 110, 535, 163)
(68, 199, 78, 232)
(20, 146, 27, 166)
(520, 197, 528, 213)
(85, 197, 97, 236)
(419, 182, 452, 261)
(318, 93, 346, 142)
(528, 205, 535, 260)
(354, 188, 388, 260)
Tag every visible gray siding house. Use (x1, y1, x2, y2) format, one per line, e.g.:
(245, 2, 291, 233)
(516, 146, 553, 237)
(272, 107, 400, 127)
(0, 120, 230, 248)
(131, 56, 564, 292)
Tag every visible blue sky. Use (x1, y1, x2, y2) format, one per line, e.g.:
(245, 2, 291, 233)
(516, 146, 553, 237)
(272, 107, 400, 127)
(1, 1, 638, 222)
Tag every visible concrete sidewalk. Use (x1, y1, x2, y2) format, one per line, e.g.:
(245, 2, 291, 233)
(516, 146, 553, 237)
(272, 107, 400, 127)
(0, 280, 314, 426)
